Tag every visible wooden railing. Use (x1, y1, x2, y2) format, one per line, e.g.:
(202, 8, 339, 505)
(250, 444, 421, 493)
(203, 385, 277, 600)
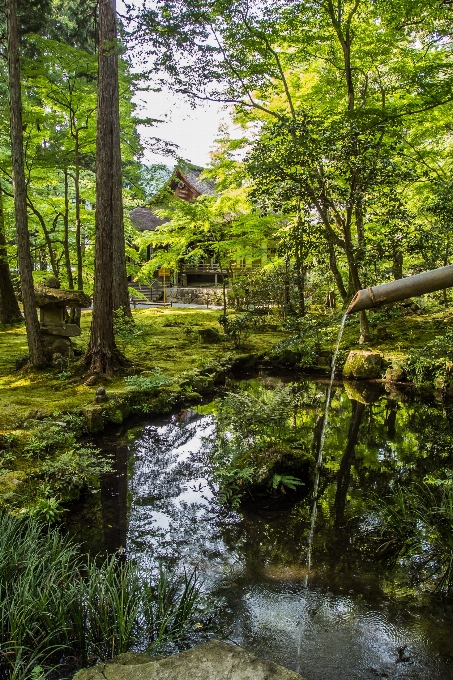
(181, 263, 262, 274)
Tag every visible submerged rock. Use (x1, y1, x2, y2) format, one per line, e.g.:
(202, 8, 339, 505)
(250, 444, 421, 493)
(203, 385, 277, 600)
(343, 350, 382, 379)
(74, 641, 304, 680)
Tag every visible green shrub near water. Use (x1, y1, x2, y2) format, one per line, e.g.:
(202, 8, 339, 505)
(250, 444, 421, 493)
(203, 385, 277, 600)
(365, 479, 453, 594)
(207, 384, 309, 507)
(0, 515, 209, 680)
(401, 328, 453, 388)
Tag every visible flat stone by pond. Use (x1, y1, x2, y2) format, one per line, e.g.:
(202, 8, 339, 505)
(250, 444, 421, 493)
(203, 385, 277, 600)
(76, 641, 303, 680)
(67, 375, 453, 680)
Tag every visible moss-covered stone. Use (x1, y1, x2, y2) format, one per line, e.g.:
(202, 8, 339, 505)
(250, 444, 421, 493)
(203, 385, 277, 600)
(385, 365, 406, 382)
(343, 350, 382, 379)
(82, 405, 105, 433)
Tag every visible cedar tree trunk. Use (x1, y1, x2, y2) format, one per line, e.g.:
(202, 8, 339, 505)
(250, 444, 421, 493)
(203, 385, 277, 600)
(84, 0, 123, 375)
(108, 2, 130, 316)
(6, 0, 45, 364)
(0, 183, 22, 324)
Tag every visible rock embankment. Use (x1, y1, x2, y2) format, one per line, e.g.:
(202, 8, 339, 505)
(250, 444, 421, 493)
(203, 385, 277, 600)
(75, 641, 304, 680)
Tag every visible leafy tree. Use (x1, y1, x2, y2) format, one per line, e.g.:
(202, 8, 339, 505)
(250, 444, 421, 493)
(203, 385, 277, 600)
(6, 0, 45, 365)
(133, 0, 453, 338)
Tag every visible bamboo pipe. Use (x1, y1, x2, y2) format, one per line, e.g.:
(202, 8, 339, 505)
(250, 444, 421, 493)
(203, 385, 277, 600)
(346, 265, 453, 314)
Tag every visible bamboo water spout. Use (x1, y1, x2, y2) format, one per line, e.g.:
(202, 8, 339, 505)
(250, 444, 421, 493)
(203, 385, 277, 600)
(346, 265, 453, 314)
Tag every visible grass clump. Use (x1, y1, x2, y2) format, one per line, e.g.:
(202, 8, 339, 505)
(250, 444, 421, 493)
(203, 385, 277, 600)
(365, 480, 453, 594)
(0, 514, 211, 679)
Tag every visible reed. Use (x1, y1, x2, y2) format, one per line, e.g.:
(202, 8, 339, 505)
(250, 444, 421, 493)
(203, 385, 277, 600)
(0, 514, 206, 679)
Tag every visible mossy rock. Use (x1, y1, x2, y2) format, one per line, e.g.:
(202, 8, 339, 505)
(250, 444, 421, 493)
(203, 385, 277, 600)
(82, 405, 104, 433)
(198, 327, 221, 344)
(343, 350, 382, 379)
(385, 365, 406, 383)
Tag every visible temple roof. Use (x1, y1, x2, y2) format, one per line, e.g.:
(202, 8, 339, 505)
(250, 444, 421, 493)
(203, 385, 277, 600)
(129, 206, 167, 232)
(130, 165, 216, 233)
(174, 167, 216, 197)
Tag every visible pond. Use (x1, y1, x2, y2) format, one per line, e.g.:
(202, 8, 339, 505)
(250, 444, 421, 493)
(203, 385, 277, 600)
(67, 373, 453, 680)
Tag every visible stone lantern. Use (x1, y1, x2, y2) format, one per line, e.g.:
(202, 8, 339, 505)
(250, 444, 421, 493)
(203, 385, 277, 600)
(34, 276, 91, 360)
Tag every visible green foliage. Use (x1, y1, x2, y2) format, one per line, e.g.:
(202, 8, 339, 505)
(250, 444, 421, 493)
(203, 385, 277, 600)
(0, 514, 212, 679)
(218, 313, 251, 348)
(124, 368, 172, 392)
(401, 329, 453, 387)
(370, 483, 453, 594)
(271, 473, 303, 492)
(208, 384, 309, 506)
(142, 567, 203, 653)
(35, 446, 112, 495)
(29, 496, 65, 523)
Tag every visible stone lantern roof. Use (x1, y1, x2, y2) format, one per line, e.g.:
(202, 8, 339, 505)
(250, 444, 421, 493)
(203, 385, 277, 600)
(34, 286, 91, 309)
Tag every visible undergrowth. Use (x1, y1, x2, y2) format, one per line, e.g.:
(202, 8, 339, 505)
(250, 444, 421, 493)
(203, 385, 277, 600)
(0, 514, 213, 680)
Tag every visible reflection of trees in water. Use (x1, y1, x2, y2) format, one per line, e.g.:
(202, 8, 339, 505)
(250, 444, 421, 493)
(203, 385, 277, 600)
(127, 416, 238, 575)
(90, 382, 453, 593)
(334, 400, 366, 530)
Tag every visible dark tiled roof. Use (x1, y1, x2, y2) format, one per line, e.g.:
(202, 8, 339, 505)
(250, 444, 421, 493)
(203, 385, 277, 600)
(129, 206, 167, 232)
(179, 168, 216, 196)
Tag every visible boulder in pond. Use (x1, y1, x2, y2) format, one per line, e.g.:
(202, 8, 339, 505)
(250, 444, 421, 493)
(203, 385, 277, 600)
(74, 641, 304, 680)
(343, 350, 382, 379)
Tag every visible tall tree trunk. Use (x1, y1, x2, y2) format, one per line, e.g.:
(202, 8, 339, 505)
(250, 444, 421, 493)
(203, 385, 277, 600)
(84, 0, 122, 375)
(294, 241, 305, 317)
(109, 4, 130, 316)
(74, 132, 84, 292)
(71, 135, 83, 326)
(6, 0, 45, 365)
(0, 183, 22, 324)
(327, 239, 347, 303)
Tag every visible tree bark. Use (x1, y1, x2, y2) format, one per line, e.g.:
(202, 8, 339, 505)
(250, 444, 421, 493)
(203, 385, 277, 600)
(0, 183, 22, 324)
(84, 0, 122, 375)
(108, 3, 130, 316)
(6, 0, 45, 365)
(63, 170, 74, 290)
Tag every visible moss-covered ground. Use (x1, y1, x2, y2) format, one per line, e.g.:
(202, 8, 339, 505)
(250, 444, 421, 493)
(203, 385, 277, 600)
(0, 307, 288, 431)
(0, 302, 449, 515)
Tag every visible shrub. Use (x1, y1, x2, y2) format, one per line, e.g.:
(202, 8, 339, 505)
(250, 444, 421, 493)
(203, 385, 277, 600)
(402, 329, 453, 387)
(124, 369, 172, 393)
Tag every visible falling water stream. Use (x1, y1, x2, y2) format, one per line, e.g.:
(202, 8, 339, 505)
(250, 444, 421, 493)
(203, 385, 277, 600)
(307, 313, 348, 572)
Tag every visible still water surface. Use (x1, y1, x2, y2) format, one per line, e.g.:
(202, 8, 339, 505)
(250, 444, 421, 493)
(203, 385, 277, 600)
(69, 375, 453, 679)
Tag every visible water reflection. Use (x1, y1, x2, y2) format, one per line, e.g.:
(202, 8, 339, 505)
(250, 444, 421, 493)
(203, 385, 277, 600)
(71, 376, 453, 679)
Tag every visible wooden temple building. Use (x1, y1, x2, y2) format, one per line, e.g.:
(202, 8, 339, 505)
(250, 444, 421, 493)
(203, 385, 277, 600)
(129, 165, 222, 294)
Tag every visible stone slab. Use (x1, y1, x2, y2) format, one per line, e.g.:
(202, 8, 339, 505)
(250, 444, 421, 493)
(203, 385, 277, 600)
(34, 286, 91, 308)
(75, 641, 304, 680)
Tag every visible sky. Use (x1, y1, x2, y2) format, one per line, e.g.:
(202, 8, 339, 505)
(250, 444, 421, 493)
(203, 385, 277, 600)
(134, 89, 225, 169)
(118, 1, 225, 169)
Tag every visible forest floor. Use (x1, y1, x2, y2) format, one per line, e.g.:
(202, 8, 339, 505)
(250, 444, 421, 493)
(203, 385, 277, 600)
(0, 303, 450, 515)
(0, 302, 451, 431)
